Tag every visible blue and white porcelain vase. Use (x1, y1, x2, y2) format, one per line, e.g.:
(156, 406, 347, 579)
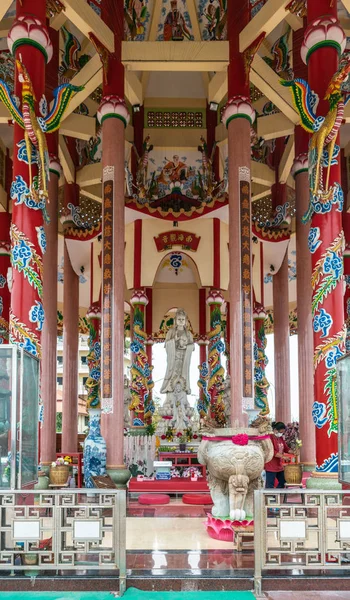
(83, 409, 107, 487)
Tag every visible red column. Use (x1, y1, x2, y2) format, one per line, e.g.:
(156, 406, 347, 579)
(0, 214, 11, 343)
(9, 1, 50, 357)
(272, 252, 291, 424)
(343, 213, 350, 355)
(224, 0, 253, 424)
(99, 0, 130, 485)
(271, 140, 291, 425)
(41, 27, 60, 468)
(304, 4, 345, 478)
(292, 25, 315, 467)
(62, 187, 79, 454)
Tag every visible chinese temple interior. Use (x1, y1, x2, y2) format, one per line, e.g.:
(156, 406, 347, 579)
(1, 0, 350, 598)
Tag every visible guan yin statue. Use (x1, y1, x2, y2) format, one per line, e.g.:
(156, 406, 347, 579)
(158, 309, 196, 433)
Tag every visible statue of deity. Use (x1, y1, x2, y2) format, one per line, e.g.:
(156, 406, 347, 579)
(160, 308, 194, 395)
(159, 308, 195, 431)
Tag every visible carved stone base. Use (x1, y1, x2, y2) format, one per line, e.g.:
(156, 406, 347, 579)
(306, 473, 341, 490)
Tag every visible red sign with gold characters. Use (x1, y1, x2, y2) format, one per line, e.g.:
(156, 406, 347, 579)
(239, 167, 253, 401)
(154, 230, 200, 252)
(101, 166, 114, 413)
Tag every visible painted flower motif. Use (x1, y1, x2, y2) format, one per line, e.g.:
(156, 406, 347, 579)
(222, 96, 256, 127)
(90, 367, 101, 381)
(0, 274, 6, 289)
(12, 239, 32, 268)
(94, 341, 101, 359)
(36, 226, 46, 254)
(29, 301, 44, 332)
(130, 340, 141, 354)
(254, 366, 263, 382)
(301, 16, 346, 65)
(232, 433, 249, 446)
(325, 346, 344, 369)
(200, 362, 209, 377)
(217, 340, 225, 354)
(308, 227, 322, 254)
(312, 401, 327, 428)
(313, 308, 333, 338)
(324, 251, 343, 280)
(8, 16, 53, 63)
(97, 95, 130, 127)
(21, 336, 38, 357)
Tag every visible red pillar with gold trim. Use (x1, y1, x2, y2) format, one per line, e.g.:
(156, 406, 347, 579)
(8, 1, 51, 357)
(0, 213, 11, 344)
(223, 0, 253, 424)
(99, 0, 131, 485)
(302, 4, 345, 480)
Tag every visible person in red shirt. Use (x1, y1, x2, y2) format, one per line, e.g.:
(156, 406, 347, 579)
(264, 421, 291, 488)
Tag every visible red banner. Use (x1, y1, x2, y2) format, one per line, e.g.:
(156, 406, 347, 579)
(154, 230, 200, 252)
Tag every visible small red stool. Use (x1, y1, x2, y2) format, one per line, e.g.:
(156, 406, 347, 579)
(182, 493, 213, 505)
(138, 494, 170, 505)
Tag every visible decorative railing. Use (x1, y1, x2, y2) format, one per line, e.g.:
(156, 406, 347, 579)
(0, 489, 126, 593)
(254, 489, 350, 597)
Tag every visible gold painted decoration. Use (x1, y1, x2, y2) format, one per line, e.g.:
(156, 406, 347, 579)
(101, 166, 114, 414)
(239, 167, 253, 403)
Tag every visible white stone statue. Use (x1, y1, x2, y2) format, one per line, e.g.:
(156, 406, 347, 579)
(160, 308, 194, 395)
(159, 308, 194, 431)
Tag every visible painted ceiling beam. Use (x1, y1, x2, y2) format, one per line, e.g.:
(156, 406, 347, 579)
(257, 113, 295, 140)
(140, 0, 163, 95)
(122, 41, 229, 71)
(125, 71, 143, 106)
(252, 188, 271, 201)
(340, 18, 350, 37)
(0, 103, 10, 124)
(251, 161, 275, 187)
(59, 0, 114, 52)
(50, 11, 67, 31)
(0, 0, 13, 22)
(59, 113, 96, 141)
(341, 1, 350, 16)
(278, 135, 295, 184)
(251, 55, 299, 124)
(239, 0, 292, 52)
(59, 136, 75, 184)
(208, 72, 227, 104)
(76, 162, 102, 188)
(0, 16, 13, 37)
(60, 53, 103, 120)
(285, 12, 303, 31)
(81, 184, 102, 203)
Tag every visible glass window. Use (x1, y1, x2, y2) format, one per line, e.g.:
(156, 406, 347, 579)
(338, 353, 350, 484)
(57, 376, 63, 386)
(57, 356, 63, 364)
(19, 350, 39, 487)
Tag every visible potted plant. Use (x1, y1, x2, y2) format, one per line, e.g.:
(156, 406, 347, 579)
(179, 435, 187, 452)
(49, 456, 71, 486)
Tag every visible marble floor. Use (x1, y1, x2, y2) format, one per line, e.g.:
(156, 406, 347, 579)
(126, 517, 232, 551)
